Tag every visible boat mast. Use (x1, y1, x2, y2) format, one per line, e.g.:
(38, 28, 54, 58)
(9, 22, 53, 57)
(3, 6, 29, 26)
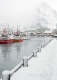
(17, 22, 20, 36)
(17, 22, 19, 35)
(7, 23, 9, 35)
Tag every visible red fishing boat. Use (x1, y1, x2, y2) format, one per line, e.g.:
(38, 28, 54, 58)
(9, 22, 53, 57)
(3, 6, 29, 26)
(13, 39, 23, 43)
(13, 25, 23, 43)
(0, 37, 23, 44)
(0, 40, 13, 44)
(0, 28, 23, 44)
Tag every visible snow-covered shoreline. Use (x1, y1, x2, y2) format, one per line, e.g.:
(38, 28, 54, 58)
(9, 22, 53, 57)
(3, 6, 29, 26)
(1, 38, 57, 80)
(9, 38, 57, 80)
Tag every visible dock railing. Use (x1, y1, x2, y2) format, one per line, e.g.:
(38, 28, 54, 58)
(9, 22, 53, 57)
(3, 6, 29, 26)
(1, 38, 53, 80)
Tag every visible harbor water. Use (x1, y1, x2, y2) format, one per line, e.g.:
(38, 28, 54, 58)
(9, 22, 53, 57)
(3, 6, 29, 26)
(0, 36, 52, 76)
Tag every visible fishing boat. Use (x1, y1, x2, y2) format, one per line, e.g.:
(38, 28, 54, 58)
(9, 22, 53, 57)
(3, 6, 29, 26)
(0, 34, 13, 44)
(0, 39, 13, 44)
(13, 24, 23, 42)
(0, 36, 23, 44)
(22, 35, 30, 40)
(53, 34, 57, 38)
(0, 28, 23, 44)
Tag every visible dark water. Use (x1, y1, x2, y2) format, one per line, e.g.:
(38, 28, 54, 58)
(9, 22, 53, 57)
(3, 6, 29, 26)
(0, 36, 52, 76)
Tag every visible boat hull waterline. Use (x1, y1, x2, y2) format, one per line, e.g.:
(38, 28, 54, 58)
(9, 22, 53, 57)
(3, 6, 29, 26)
(0, 39, 23, 44)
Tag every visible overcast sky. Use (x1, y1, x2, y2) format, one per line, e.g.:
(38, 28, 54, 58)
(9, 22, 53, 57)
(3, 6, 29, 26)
(0, 0, 57, 31)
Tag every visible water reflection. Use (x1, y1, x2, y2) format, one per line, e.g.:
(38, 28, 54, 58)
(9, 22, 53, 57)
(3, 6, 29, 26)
(23, 40, 30, 54)
(1, 44, 11, 61)
(14, 43, 22, 59)
(1, 43, 22, 60)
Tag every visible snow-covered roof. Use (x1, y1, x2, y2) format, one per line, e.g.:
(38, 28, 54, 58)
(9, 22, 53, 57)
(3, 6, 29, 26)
(44, 30, 52, 33)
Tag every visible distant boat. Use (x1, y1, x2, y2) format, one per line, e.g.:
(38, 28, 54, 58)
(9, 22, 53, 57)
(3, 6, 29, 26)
(53, 34, 57, 38)
(22, 34, 30, 40)
(22, 37, 30, 40)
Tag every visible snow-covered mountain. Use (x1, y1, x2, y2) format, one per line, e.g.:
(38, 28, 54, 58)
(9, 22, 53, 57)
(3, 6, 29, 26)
(26, 2, 57, 31)
(36, 2, 57, 29)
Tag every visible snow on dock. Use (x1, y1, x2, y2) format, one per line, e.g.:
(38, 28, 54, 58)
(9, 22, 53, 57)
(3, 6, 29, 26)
(10, 39, 57, 80)
(1, 38, 57, 80)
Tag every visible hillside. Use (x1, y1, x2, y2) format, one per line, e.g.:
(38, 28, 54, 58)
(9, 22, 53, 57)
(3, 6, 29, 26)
(27, 2, 57, 31)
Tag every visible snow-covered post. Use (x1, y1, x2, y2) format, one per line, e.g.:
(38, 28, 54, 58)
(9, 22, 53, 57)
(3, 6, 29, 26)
(38, 47, 41, 52)
(2, 70, 10, 80)
(23, 57, 28, 67)
(33, 50, 37, 57)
